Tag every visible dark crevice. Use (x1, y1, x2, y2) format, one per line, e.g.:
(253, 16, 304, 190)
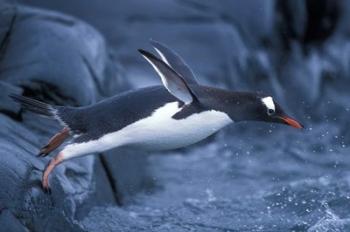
(276, 0, 340, 55)
(0, 5, 17, 63)
(0, 109, 22, 121)
(303, 0, 340, 45)
(99, 155, 123, 206)
(21, 81, 77, 106)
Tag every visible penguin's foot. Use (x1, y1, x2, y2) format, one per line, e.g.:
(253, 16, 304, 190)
(37, 127, 70, 157)
(42, 153, 63, 193)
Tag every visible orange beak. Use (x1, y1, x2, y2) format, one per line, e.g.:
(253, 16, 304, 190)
(279, 116, 304, 129)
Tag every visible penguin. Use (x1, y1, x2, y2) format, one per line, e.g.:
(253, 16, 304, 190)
(10, 40, 303, 192)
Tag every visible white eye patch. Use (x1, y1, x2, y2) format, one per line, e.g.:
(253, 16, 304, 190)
(261, 96, 275, 112)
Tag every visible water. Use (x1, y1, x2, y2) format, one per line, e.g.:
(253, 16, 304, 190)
(79, 123, 350, 231)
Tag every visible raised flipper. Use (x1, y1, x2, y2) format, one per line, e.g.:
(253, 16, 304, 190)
(138, 49, 198, 105)
(150, 39, 198, 85)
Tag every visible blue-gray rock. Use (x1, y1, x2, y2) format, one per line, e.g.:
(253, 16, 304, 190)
(0, 2, 129, 231)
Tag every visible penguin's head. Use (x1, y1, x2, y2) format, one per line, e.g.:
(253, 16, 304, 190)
(255, 96, 303, 129)
(227, 93, 303, 129)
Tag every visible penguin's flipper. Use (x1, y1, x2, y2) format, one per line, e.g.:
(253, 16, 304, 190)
(150, 39, 198, 85)
(139, 49, 198, 105)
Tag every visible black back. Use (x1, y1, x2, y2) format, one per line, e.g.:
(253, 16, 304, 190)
(58, 85, 264, 143)
(59, 86, 177, 142)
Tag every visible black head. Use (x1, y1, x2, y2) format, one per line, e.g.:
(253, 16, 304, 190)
(257, 95, 303, 128)
(224, 93, 303, 129)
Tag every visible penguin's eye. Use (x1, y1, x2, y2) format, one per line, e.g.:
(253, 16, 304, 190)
(267, 108, 275, 115)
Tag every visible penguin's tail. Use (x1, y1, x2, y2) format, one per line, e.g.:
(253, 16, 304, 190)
(9, 94, 57, 117)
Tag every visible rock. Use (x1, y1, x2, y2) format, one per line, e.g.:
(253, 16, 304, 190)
(0, 5, 125, 104)
(101, 147, 153, 204)
(0, 209, 29, 232)
(0, 2, 129, 231)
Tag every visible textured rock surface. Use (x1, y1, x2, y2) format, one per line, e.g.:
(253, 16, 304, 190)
(0, 2, 129, 231)
(2, 0, 350, 231)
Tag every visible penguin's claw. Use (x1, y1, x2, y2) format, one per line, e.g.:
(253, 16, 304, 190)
(38, 128, 70, 158)
(37, 146, 49, 157)
(37, 152, 44, 157)
(43, 186, 51, 194)
(41, 153, 63, 195)
(42, 175, 51, 194)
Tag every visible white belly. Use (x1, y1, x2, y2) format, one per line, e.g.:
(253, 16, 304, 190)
(62, 102, 232, 159)
(112, 102, 232, 150)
